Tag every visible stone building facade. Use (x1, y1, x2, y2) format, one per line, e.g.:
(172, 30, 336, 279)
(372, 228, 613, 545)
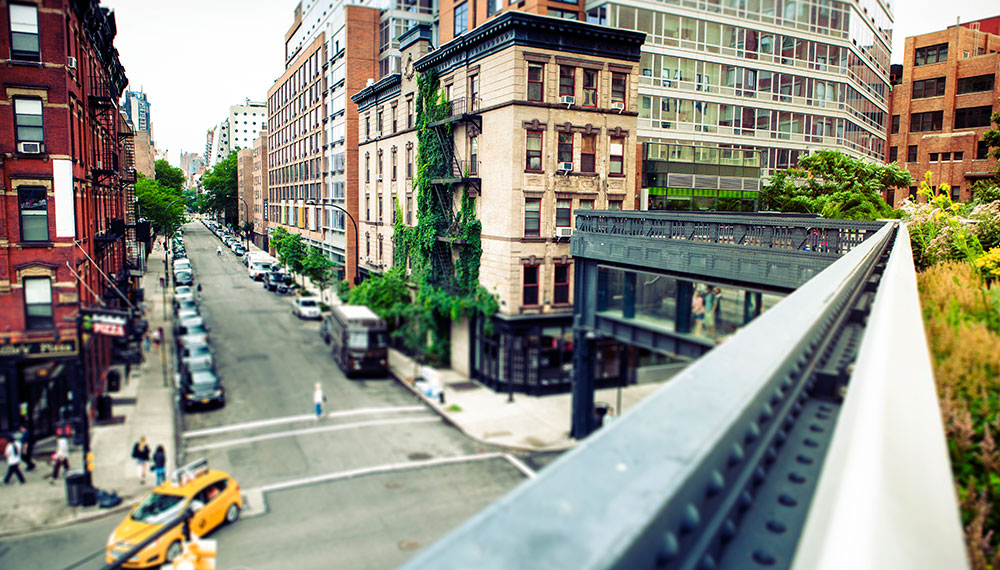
(887, 19, 1000, 205)
(237, 147, 254, 245)
(252, 132, 269, 250)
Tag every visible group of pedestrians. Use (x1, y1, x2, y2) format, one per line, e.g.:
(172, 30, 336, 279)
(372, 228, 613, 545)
(131, 436, 168, 486)
(4, 423, 73, 486)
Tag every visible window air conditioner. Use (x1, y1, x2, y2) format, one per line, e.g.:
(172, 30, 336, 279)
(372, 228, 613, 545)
(558, 161, 574, 172)
(18, 141, 44, 154)
(611, 102, 625, 112)
(68, 56, 77, 70)
(559, 95, 575, 106)
(555, 227, 574, 238)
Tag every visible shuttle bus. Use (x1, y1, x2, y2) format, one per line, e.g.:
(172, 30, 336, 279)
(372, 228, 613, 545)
(323, 305, 389, 377)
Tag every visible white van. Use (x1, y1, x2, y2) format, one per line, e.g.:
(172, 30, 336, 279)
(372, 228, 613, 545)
(248, 254, 275, 281)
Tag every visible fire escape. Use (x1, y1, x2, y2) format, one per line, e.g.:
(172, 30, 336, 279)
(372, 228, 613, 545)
(425, 96, 481, 293)
(119, 117, 139, 269)
(89, 68, 125, 305)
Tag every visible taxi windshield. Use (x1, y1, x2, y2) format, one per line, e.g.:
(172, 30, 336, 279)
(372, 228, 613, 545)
(130, 492, 186, 524)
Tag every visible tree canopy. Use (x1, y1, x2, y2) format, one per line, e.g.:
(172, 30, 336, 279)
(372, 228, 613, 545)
(201, 152, 238, 225)
(982, 98, 1000, 173)
(760, 149, 911, 220)
(270, 226, 307, 277)
(302, 246, 337, 293)
(154, 159, 186, 192)
(136, 174, 186, 236)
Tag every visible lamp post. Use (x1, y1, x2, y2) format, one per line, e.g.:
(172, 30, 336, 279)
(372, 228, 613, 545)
(328, 204, 361, 285)
(238, 198, 250, 249)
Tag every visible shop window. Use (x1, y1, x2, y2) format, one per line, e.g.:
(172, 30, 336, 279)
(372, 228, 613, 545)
(523, 266, 539, 306)
(527, 63, 544, 102)
(524, 198, 540, 236)
(526, 130, 543, 171)
(19, 187, 48, 242)
(24, 276, 52, 330)
(554, 265, 570, 304)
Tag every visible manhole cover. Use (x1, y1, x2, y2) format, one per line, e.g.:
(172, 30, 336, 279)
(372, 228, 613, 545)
(399, 539, 421, 551)
(408, 452, 432, 461)
(385, 481, 404, 489)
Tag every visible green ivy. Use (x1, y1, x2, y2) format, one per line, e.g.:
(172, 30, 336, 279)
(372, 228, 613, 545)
(359, 68, 498, 365)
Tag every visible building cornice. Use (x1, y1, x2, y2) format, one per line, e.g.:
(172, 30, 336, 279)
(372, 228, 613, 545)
(351, 74, 402, 111)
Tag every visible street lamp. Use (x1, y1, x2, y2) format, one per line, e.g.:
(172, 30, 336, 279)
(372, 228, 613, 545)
(328, 204, 361, 285)
(238, 198, 250, 249)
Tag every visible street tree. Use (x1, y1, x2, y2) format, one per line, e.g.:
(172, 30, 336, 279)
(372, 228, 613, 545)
(136, 174, 185, 238)
(154, 159, 186, 192)
(201, 152, 238, 225)
(760, 149, 911, 220)
(302, 246, 337, 297)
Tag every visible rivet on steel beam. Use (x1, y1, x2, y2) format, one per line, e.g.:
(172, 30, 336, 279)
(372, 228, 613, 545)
(655, 532, 679, 568)
(707, 470, 724, 497)
(752, 550, 777, 566)
(788, 472, 806, 484)
(759, 403, 773, 422)
(745, 422, 760, 443)
(739, 490, 754, 511)
(700, 554, 717, 570)
(728, 443, 745, 467)
(766, 520, 787, 534)
(680, 504, 700, 534)
(796, 454, 814, 465)
(753, 466, 766, 485)
(816, 411, 831, 420)
(809, 424, 825, 433)
(721, 518, 737, 542)
(771, 388, 784, 404)
(778, 493, 797, 507)
(803, 438, 819, 448)
(781, 377, 793, 389)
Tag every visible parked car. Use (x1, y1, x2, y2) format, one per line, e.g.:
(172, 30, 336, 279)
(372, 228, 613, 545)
(179, 342, 214, 374)
(173, 270, 193, 287)
(175, 317, 208, 338)
(105, 460, 241, 567)
(264, 271, 291, 292)
(233, 244, 247, 257)
(292, 297, 322, 320)
(180, 369, 225, 410)
(174, 299, 198, 316)
(175, 308, 199, 322)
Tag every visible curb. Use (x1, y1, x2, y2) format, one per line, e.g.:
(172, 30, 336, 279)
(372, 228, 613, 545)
(0, 493, 141, 539)
(386, 365, 577, 454)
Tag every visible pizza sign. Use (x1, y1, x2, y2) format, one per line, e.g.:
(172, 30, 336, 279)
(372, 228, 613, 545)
(80, 309, 130, 338)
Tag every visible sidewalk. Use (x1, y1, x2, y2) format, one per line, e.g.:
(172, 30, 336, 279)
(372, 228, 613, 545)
(0, 241, 178, 538)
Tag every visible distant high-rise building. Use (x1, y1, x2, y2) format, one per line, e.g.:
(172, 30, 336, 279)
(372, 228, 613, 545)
(207, 100, 266, 167)
(122, 89, 152, 135)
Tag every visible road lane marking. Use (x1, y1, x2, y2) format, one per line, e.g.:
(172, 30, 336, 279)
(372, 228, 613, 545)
(502, 453, 537, 479)
(182, 405, 427, 439)
(185, 416, 439, 453)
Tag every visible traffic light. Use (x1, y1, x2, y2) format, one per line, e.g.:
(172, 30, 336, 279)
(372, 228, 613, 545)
(86, 451, 95, 472)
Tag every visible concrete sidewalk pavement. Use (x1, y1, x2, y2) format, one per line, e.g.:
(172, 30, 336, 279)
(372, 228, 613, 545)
(0, 240, 178, 538)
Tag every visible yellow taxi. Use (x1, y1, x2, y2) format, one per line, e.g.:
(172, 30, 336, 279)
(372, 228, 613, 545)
(105, 459, 242, 568)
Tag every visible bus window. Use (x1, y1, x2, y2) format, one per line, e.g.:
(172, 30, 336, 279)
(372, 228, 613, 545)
(370, 331, 388, 348)
(348, 330, 368, 349)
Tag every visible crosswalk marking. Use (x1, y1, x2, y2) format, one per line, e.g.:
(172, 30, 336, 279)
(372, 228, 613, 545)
(185, 416, 439, 453)
(182, 405, 427, 439)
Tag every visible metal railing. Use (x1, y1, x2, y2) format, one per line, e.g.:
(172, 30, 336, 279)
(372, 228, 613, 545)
(398, 221, 967, 570)
(447, 96, 480, 117)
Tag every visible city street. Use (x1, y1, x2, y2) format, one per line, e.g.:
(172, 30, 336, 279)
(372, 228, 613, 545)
(0, 222, 546, 569)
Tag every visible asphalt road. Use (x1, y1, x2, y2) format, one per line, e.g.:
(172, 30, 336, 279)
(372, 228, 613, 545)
(0, 221, 555, 570)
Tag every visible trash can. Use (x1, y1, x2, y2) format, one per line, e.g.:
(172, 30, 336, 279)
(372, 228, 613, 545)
(81, 485, 97, 507)
(65, 469, 87, 507)
(107, 370, 121, 393)
(96, 394, 113, 421)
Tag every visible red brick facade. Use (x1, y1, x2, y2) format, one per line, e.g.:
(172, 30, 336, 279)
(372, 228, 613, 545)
(0, 0, 137, 437)
(887, 23, 1000, 206)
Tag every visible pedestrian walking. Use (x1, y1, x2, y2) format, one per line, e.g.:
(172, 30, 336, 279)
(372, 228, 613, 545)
(131, 436, 151, 484)
(46, 433, 70, 484)
(151, 327, 162, 348)
(196, 283, 203, 302)
(152, 445, 167, 486)
(4, 436, 25, 485)
(17, 423, 35, 471)
(144, 331, 152, 353)
(313, 382, 327, 419)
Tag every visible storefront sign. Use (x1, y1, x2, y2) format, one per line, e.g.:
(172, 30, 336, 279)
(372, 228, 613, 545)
(0, 339, 78, 359)
(80, 309, 130, 338)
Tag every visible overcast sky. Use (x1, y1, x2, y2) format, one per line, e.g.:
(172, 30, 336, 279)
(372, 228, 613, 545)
(103, 0, 999, 167)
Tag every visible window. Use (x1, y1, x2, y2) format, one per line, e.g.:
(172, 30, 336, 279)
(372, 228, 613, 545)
(609, 136, 625, 175)
(365, 195, 370, 221)
(487, 0, 501, 16)
(957, 74, 995, 95)
(907, 145, 918, 162)
(407, 99, 413, 128)
(523, 266, 539, 306)
(978, 141, 990, 160)
(9, 4, 39, 61)
(469, 74, 479, 108)
(954, 151, 964, 161)
(888, 146, 898, 162)
(407, 196, 413, 224)
(912, 77, 946, 99)
(929, 152, 939, 162)
(365, 153, 370, 183)
(19, 187, 48, 241)
(941, 152, 951, 161)
(914, 43, 948, 66)
(909, 186, 918, 199)
(954, 106, 993, 129)
(406, 147, 413, 179)
(365, 117, 370, 138)
(377, 110, 383, 134)
(582, 69, 598, 107)
(580, 134, 596, 173)
(548, 8, 579, 19)
(526, 131, 543, 171)
(578, 199, 594, 210)
(557, 133, 573, 164)
(469, 136, 478, 175)
(14, 98, 43, 145)
(611, 72, 627, 105)
(392, 107, 397, 133)
(527, 63, 544, 102)
(524, 198, 540, 236)
(454, 2, 468, 36)
(556, 199, 572, 227)
(377, 150, 383, 177)
(559, 67, 575, 97)
(910, 111, 943, 132)
(609, 199, 623, 210)
(952, 186, 961, 201)
(890, 115, 899, 134)
(391, 148, 397, 180)
(24, 277, 52, 331)
(553, 265, 570, 304)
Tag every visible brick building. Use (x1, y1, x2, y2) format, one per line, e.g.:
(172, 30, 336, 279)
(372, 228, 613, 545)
(251, 131, 268, 250)
(237, 146, 254, 246)
(438, 0, 584, 45)
(887, 18, 1000, 205)
(0, 0, 142, 439)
